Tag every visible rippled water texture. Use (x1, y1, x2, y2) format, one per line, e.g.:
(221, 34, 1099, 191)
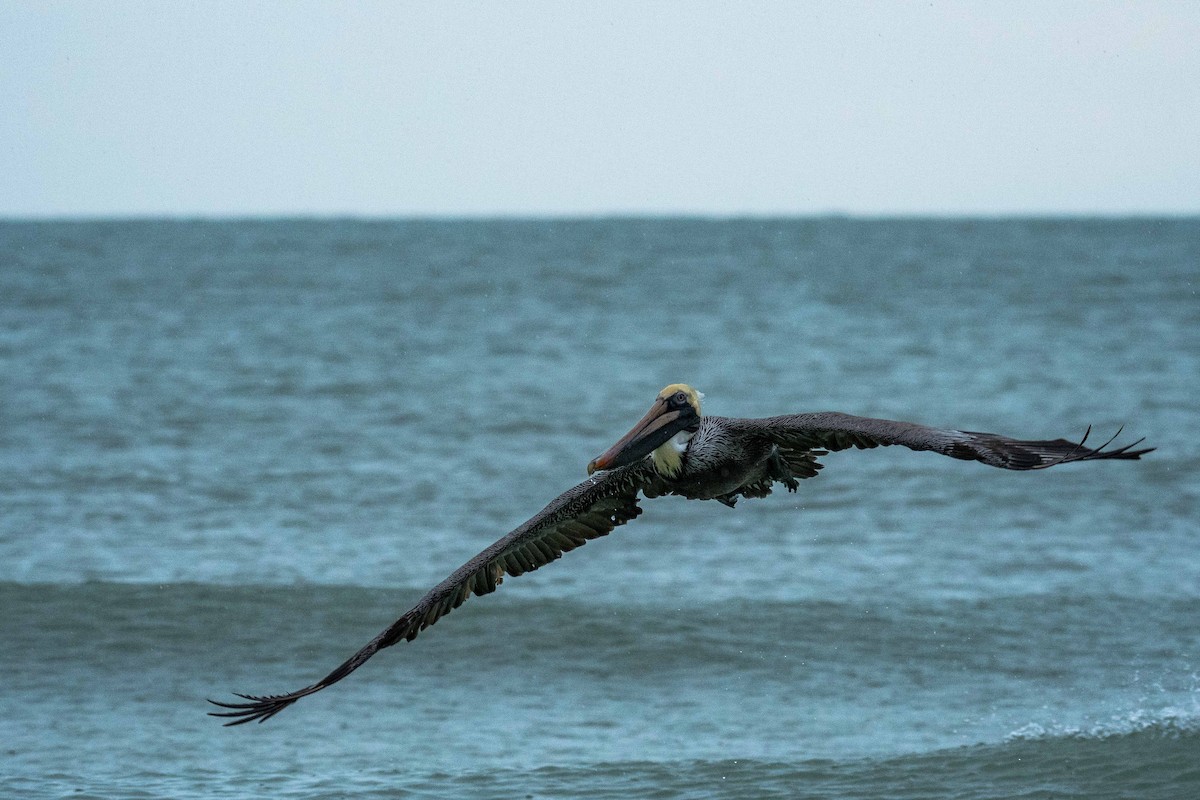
(1, 219, 1197, 798)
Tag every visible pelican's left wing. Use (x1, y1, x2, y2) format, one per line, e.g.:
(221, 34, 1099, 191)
(209, 462, 661, 725)
(747, 412, 1152, 470)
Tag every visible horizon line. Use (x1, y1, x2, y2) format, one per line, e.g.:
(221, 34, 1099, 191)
(3, 210, 1198, 224)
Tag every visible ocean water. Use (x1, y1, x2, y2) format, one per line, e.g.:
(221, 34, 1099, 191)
(1, 218, 1197, 798)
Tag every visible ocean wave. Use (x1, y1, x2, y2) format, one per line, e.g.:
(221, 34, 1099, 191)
(6, 730, 1198, 800)
(1007, 705, 1200, 742)
(350, 723, 1200, 800)
(449, 721, 1200, 800)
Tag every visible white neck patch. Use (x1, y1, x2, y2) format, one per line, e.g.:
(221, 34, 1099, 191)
(668, 429, 693, 452)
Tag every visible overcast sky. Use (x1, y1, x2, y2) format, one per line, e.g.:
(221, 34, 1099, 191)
(3, 1, 1198, 217)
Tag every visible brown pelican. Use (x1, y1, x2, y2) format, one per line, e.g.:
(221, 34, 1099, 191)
(210, 383, 1151, 725)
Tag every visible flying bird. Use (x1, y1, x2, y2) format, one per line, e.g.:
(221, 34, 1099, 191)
(210, 384, 1151, 725)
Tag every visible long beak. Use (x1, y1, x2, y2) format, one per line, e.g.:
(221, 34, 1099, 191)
(587, 398, 694, 474)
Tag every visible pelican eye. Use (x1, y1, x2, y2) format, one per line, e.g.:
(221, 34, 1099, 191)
(673, 391, 688, 406)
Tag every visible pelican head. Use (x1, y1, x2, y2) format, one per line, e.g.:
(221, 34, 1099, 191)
(587, 384, 703, 476)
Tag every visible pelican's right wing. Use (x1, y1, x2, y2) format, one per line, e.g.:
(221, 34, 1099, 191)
(209, 462, 663, 725)
(750, 412, 1152, 470)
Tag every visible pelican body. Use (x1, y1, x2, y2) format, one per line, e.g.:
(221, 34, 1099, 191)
(587, 384, 810, 505)
(211, 384, 1152, 725)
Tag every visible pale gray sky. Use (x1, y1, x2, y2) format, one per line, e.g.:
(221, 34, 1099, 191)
(3, 1, 1198, 217)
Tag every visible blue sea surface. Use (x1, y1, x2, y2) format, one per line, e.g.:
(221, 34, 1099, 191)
(1, 218, 1197, 798)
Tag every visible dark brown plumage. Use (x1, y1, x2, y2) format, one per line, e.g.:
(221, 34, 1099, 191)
(210, 385, 1151, 725)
